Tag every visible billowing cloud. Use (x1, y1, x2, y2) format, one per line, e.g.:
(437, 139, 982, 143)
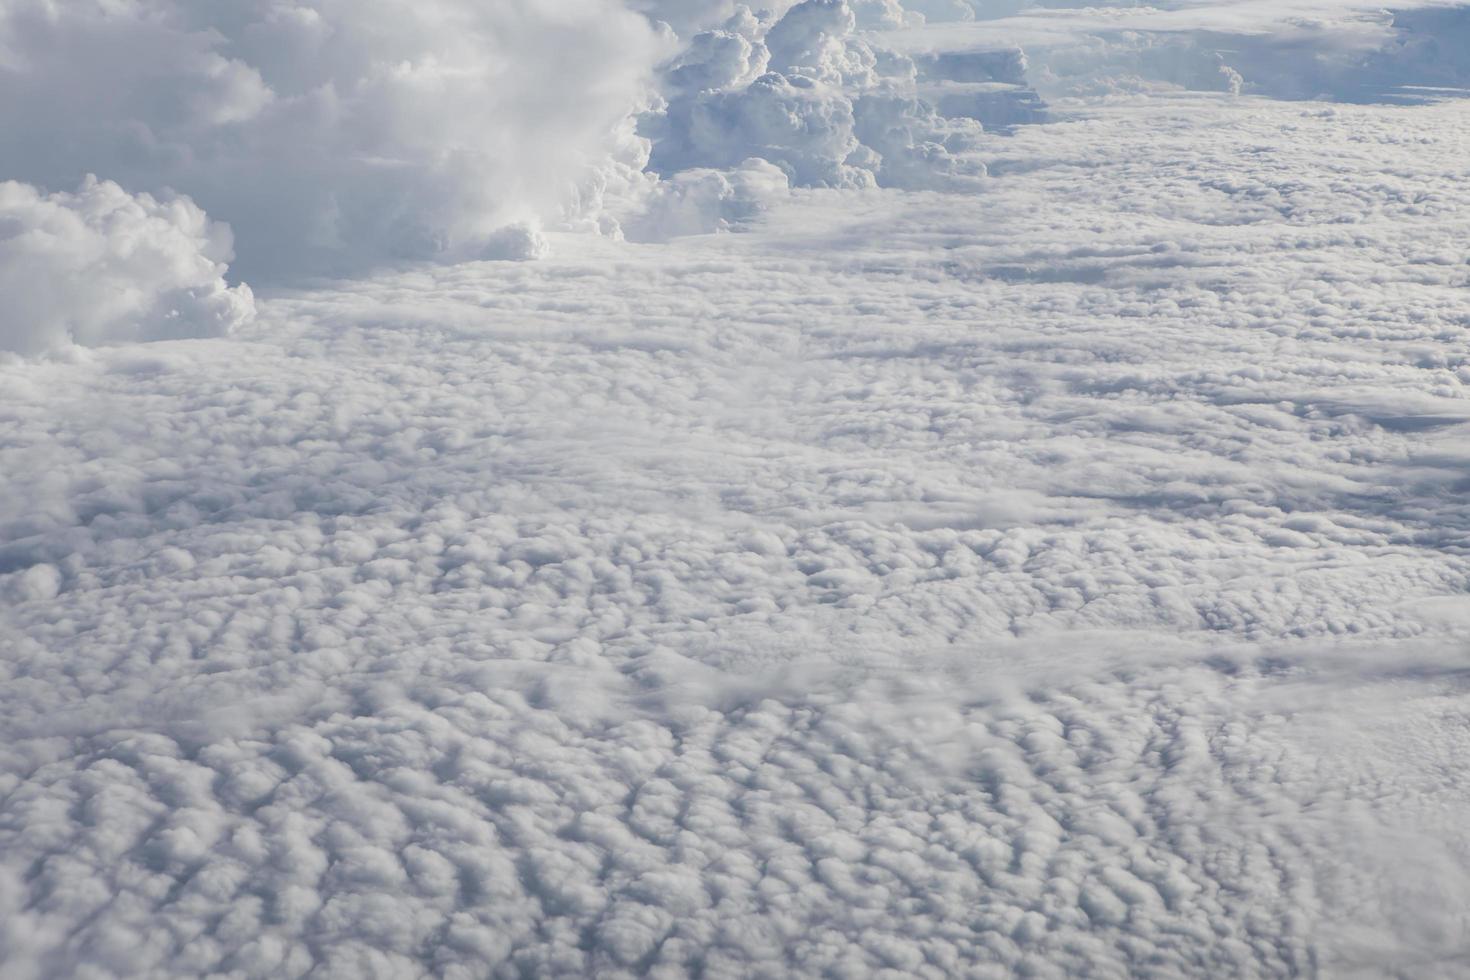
(0, 0, 664, 281)
(620, 158, 790, 242)
(0, 177, 253, 356)
(644, 0, 991, 194)
(0, 0, 1007, 271)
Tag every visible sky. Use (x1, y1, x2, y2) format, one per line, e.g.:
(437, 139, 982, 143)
(2, 1, 1470, 977)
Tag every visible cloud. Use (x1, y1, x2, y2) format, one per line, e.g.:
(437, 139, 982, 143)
(0, 0, 664, 281)
(0, 0, 1003, 269)
(644, 0, 991, 193)
(620, 158, 790, 242)
(880, 0, 1470, 103)
(0, 177, 253, 356)
(5, 1, 1470, 976)
(2, 0, 1462, 284)
(3, 84, 1470, 976)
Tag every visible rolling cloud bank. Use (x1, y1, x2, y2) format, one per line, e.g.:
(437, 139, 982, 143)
(3, 1, 1470, 977)
(3, 0, 1466, 306)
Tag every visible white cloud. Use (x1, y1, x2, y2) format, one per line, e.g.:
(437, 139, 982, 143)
(0, 0, 664, 281)
(3, 86, 1470, 976)
(0, 0, 1005, 273)
(0, 177, 253, 356)
(881, 0, 1470, 102)
(645, 0, 991, 192)
(620, 158, 790, 242)
(5, 1, 1470, 976)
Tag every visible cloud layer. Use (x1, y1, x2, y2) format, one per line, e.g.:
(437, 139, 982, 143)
(882, 1, 1470, 103)
(3, 89, 1470, 975)
(4, 0, 1470, 975)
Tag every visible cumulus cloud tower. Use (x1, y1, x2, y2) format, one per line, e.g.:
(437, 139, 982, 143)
(0, 0, 664, 280)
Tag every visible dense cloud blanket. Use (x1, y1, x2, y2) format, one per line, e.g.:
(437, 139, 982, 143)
(5, 94, 1470, 976)
(4, 1, 1470, 978)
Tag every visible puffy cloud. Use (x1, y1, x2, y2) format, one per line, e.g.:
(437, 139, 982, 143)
(5, 0, 1461, 284)
(645, 0, 991, 192)
(0, 177, 253, 356)
(661, 20, 769, 94)
(0, 0, 1007, 269)
(620, 158, 790, 242)
(764, 0, 862, 77)
(655, 70, 874, 187)
(0, 0, 664, 280)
